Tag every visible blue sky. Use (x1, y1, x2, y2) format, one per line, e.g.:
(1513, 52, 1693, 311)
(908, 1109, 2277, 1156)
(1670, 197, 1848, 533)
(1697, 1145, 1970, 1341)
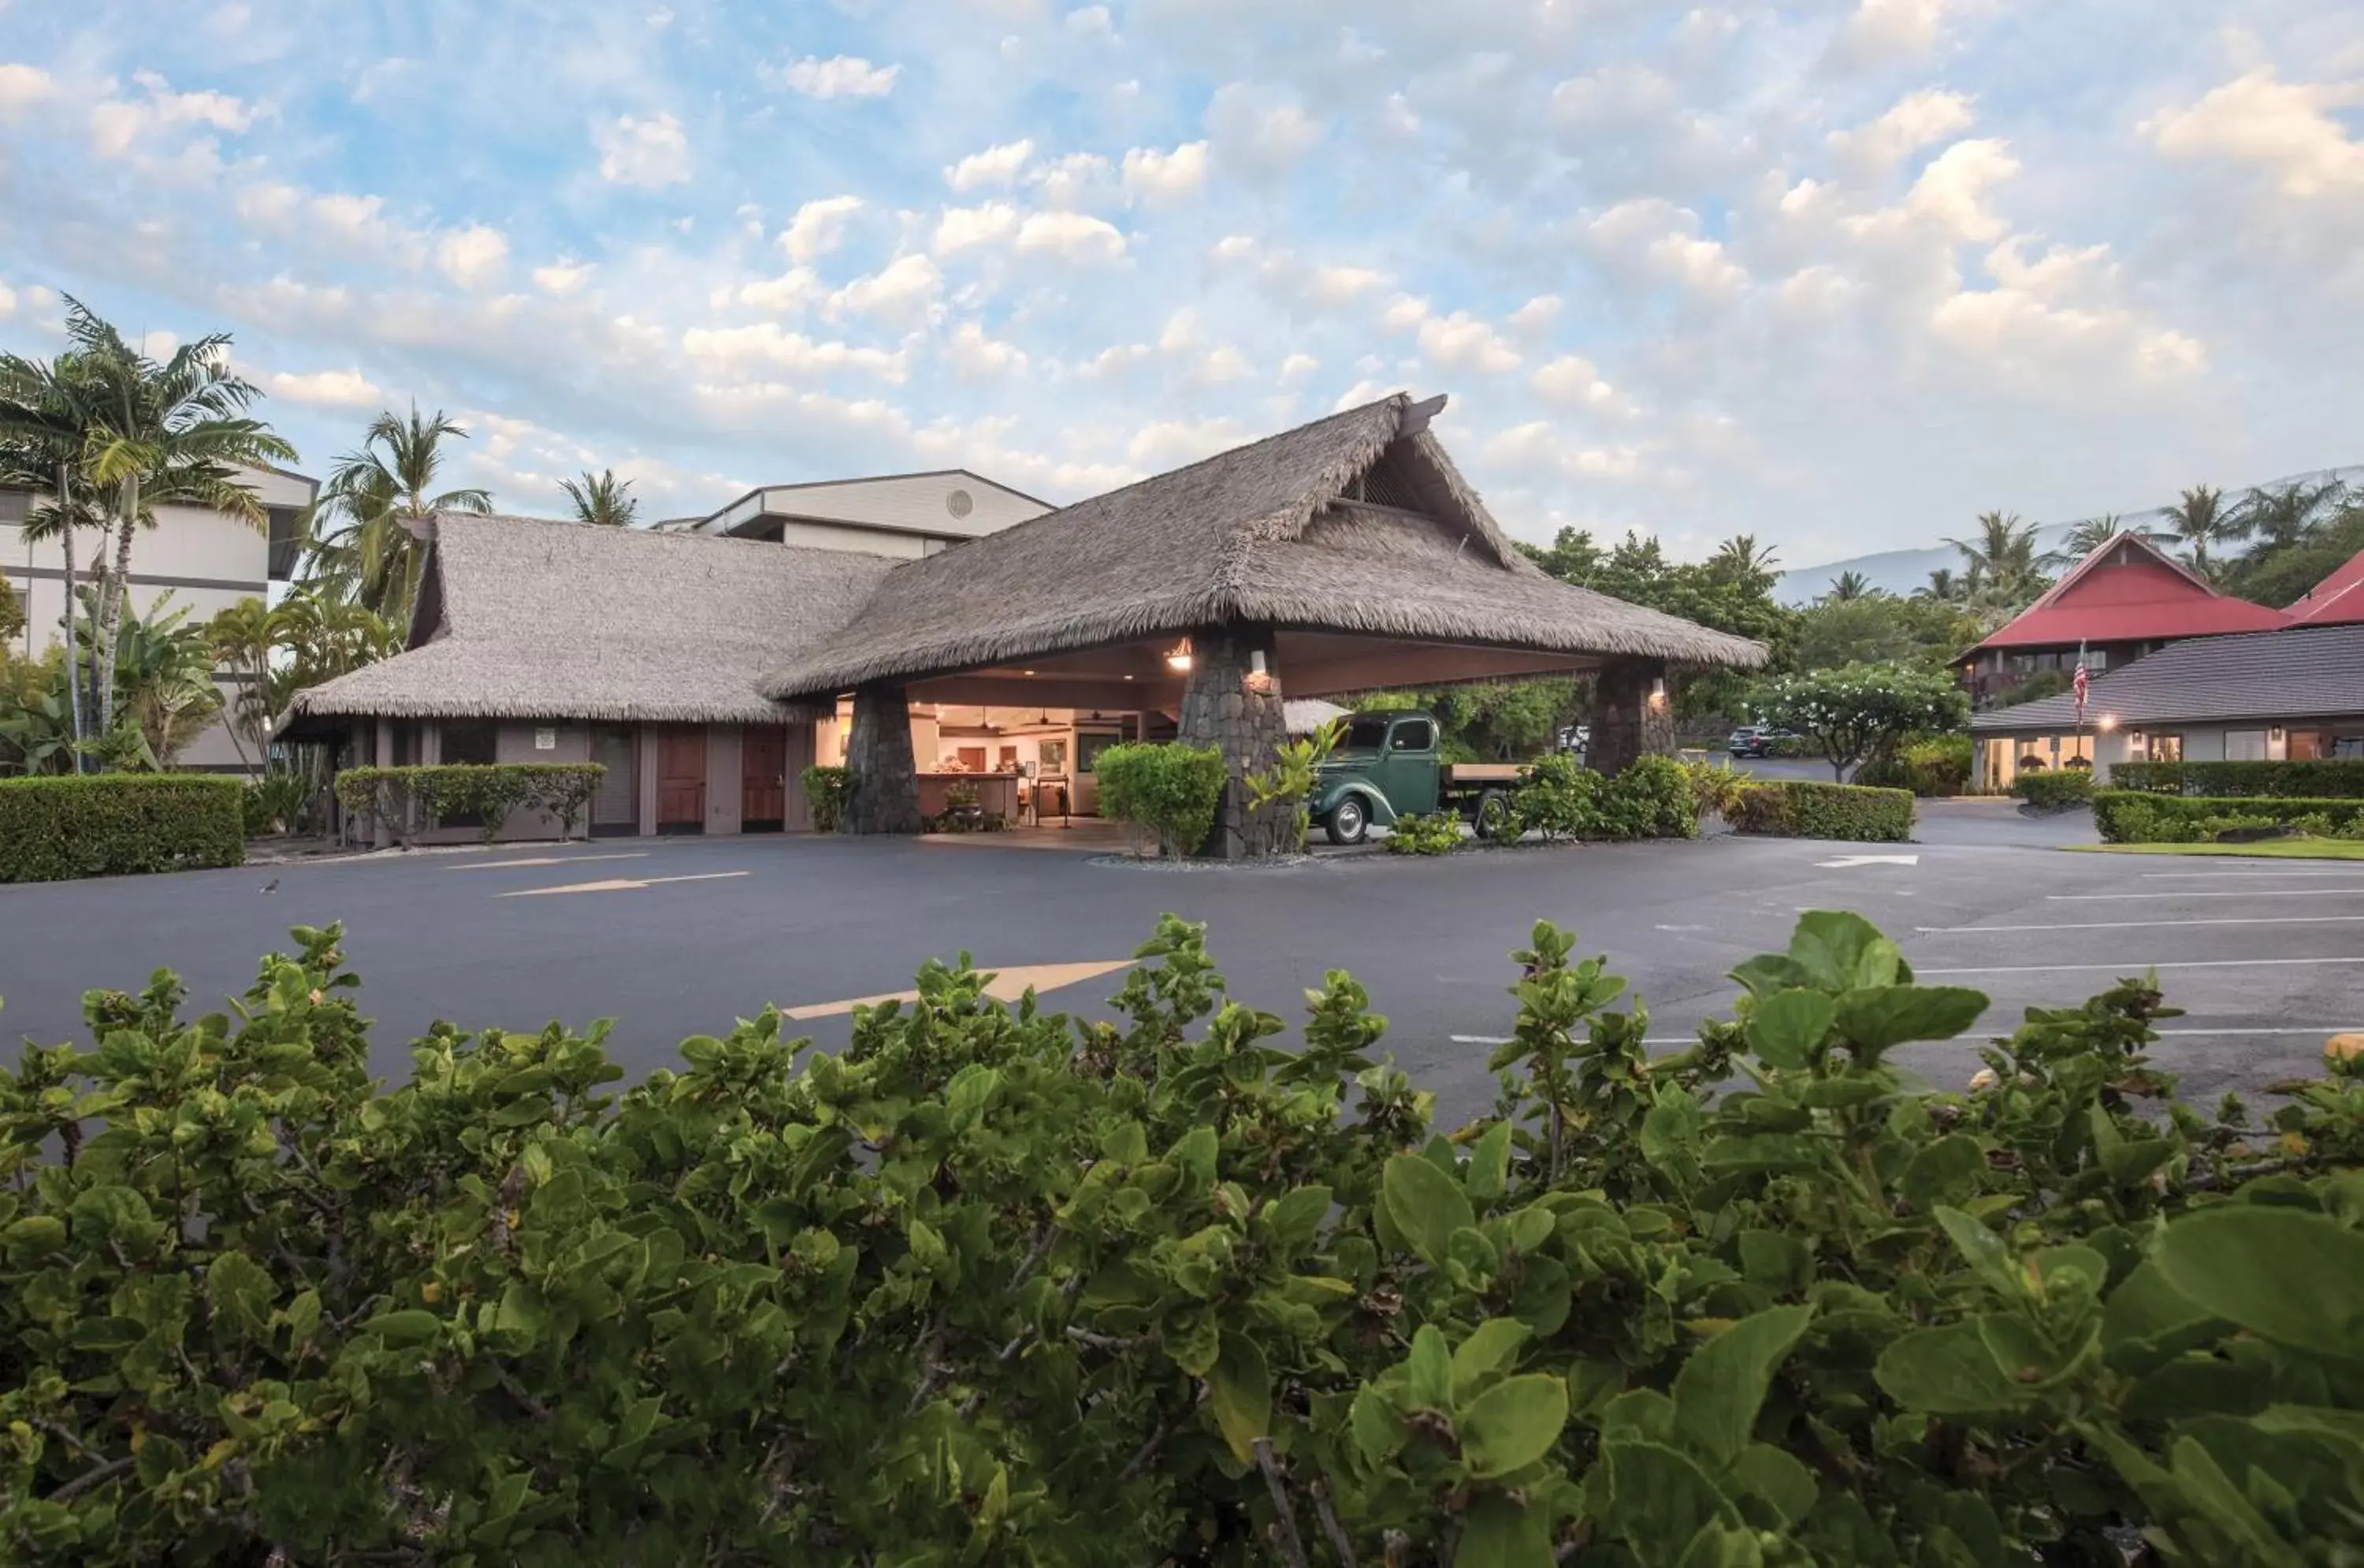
(2, 0, 2359, 567)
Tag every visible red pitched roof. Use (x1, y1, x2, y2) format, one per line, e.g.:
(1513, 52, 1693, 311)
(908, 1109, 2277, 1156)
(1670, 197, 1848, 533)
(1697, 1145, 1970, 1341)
(2281, 546, 2364, 628)
(1969, 532, 2285, 652)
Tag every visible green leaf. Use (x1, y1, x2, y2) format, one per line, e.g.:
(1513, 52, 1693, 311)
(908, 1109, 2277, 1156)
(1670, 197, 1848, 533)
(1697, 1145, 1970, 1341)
(364, 1308, 444, 1345)
(1351, 1386, 1403, 1466)
(1935, 1206, 2021, 1297)
(1407, 1324, 1454, 1410)
(1260, 1184, 1332, 1252)
(1901, 1136, 1983, 1213)
(205, 1252, 275, 1341)
(1701, 1135, 1821, 1176)
(1732, 1443, 1817, 1526)
(1207, 1332, 1270, 1465)
(1832, 987, 1987, 1056)
(1459, 1373, 1569, 1478)
(1452, 1319, 1532, 1400)
(2153, 1205, 2364, 1358)
(1872, 1321, 2023, 1414)
(1786, 911, 1898, 991)
(1385, 1152, 1475, 1269)
(1467, 1120, 1513, 1202)
(1455, 1496, 1553, 1568)
(1736, 1230, 1811, 1292)
(1603, 1439, 1735, 1559)
(1745, 990, 1833, 1070)
(1671, 1305, 1813, 1468)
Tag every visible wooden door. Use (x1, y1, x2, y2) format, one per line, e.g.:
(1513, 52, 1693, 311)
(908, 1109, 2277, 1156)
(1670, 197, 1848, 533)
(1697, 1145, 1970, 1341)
(589, 726, 637, 832)
(742, 727, 787, 831)
(656, 726, 707, 831)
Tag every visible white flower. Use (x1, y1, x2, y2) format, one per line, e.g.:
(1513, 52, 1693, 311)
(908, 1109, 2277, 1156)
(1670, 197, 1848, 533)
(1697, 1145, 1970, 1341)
(1968, 1068, 1999, 1091)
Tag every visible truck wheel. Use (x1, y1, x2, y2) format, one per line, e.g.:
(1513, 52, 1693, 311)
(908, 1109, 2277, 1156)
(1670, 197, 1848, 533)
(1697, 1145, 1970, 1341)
(1326, 797, 1368, 845)
(1476, 790, 1516, 842)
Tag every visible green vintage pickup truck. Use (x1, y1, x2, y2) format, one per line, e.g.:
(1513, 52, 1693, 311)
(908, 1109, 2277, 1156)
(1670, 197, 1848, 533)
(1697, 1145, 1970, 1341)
(1307, 710, 1523, 845)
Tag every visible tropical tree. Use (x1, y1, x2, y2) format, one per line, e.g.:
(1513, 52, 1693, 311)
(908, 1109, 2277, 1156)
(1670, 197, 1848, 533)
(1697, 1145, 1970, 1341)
(1824, 570, 1873, 603)
(1916, 567, 1962, 602)
(208, 588, 403, 778)
(307, 407, 491, 622)
(1705, 533, 1780, 591)
(559, 467, 637, 527)
(98, 595, 223, 770)
(2237, 479, 2346, 552)
(2045, 514, 2140, 568)
(1749, 661, 1971, 780)
(49, 299, 296, 736)
(0, 343, 108, 765)
(2160, 484, 2250, 578)
(1942, 511, 2047, 607)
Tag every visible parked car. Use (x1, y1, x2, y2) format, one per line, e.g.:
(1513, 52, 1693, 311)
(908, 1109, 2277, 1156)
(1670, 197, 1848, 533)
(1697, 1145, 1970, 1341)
(1727, 726, 1798, 759)
(1309, 711, 1523, 845)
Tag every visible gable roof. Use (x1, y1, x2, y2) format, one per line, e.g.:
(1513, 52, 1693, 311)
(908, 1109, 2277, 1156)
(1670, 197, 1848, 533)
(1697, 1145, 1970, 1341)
(2282, 546, 2364, 628)
(761, 393, 1765, 699)
(1969, 531, 2284, 652)
(281, 513, 896, 730)
(1972, 620, 2364, 731)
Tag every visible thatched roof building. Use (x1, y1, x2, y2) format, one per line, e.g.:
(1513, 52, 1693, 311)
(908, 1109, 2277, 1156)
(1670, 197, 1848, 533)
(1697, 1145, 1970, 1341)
(758, 393, 1764, 704)
(281, 512, 894, 730)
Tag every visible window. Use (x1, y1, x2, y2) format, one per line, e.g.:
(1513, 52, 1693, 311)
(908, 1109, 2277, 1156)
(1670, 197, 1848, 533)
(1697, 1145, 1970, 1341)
(440, 719, 498, 767)
(2225, 730, 2269, 762)
(1390, 719, 1435, 751)
(1338, 717, 1390, 752)
(2085, 648, 2109, 672)
(1077, 733, 1124, 775)
(1038, 739, 1068, 775)
(2150, 734, 2184, 763)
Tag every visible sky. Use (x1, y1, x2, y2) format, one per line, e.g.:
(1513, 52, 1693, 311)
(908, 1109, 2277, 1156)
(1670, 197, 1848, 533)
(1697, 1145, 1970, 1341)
(1, 0, 2360, 568)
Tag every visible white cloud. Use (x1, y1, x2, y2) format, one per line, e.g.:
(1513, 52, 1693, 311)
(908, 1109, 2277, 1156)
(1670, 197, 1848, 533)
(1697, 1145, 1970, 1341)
(1196, 344, 1254, 382)
(1065, 6, 1116, 39)
(1485, 422, 1645, 481)
(1587, 200, 1749, 296)
(768, 54, 900, 98)
(0, 62, 56, 119)
(1030, 152, 1111, 209)
(945, 321, 1028, 379)
(1900, 137, 2020, 240)
(1828, 0, 1975, 69)
(946, 138, 1035, 190)
(264, 367, 385, 408)
(1210, 234, 1258, 260)
(935, 203, 1022, 254)
(680, 322, 906, 381)
(1829, 89, 1979, 177)
(1121, 140, 1208, 202)
(1206, 83, 1323, 180)
(1506, 295, 1563, 336)
(1382, 295, 1429, 330)
(0, 279, 17, 318)
(1417, 311, 1522, 373)
(781, 195, 865, 262)
(89, 70, 255, 157)
(533, 260, 593, 294)
(596, 111, 692, 187)
(1307, 265, 1385, 305)
(1128, 418, 1250, 469)
(828, 253, 943, 328)
(1549, 62, 1678, 128)
(1279, 352, 1319, 383)
(1014, 210, 1128, 262)
(1531, 355, 1625, 412)
(2147, 68, 2364, 195)
(434, 223, 508, 289)
(729, 266, 825, 313)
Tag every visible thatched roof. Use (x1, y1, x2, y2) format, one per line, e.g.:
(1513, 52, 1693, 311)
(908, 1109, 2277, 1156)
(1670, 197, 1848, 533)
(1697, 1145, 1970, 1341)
(280, 513, 894, 730)
(760, 393, 1764, 700)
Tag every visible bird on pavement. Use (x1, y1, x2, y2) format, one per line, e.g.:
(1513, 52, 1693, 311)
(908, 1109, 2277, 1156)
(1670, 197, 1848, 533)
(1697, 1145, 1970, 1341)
(261, 878, 279, 894)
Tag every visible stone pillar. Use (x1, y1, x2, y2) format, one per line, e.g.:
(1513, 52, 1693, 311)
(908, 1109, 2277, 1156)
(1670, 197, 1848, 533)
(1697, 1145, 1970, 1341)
(1591, 658, 1674, 778)
(1176, 627, 1292, 859)
(842, 682, 924, 834)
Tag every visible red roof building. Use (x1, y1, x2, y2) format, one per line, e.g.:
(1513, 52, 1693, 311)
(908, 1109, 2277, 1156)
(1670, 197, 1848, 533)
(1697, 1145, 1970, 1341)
(2281, 546, 2364, 629)
(1961, 532, 2285, 709)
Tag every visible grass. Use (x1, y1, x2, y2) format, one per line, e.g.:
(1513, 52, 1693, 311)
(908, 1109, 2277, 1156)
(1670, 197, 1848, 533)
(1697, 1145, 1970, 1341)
(2068, 837, 2364, 860)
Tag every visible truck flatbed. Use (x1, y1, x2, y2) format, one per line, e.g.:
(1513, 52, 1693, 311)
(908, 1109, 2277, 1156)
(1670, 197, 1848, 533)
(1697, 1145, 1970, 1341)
(1440, 762, 1523, 786)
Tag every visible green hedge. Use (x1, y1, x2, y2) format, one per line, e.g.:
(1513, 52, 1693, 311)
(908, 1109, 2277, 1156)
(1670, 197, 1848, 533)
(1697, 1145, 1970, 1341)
(1856, 735, 1972, 797)
(800, 764, 849, 833)
(2109, 759, 2364, 797)
(1730, 778, 1914, 841)
(2015, 769, 2095, 809)
(1092, 742, 1226, 857)
(4, 914, 2362, 1564)
(2094, 789, 2364, 844)
(0, 774, 244, 882)
(333, 764, 605, 844)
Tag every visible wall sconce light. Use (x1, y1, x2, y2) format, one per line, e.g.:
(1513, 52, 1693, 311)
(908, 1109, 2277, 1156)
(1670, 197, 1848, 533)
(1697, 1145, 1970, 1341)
(2128, 730, 2146, 752)
(1647, 677, 1669, 713)
(2097, 714, 2117, 732)
(1165, 639, 1194, 674)
(2271, 726, 2285, 743)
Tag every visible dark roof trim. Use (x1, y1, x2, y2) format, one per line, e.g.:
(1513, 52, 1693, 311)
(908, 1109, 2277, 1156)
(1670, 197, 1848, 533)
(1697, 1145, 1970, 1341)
(701, 467, 1056, 523)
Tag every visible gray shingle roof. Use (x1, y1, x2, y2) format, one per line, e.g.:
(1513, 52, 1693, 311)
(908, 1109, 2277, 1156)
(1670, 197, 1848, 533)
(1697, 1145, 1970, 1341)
(1971, 622, 2364, 732)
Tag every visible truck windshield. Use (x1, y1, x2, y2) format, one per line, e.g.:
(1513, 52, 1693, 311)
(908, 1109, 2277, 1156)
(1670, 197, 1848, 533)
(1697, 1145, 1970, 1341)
(1336, 717, 1391, 752)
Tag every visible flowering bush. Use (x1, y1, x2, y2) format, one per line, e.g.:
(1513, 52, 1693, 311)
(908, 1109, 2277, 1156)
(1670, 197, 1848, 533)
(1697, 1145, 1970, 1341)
(1748, 663, 1969, 781)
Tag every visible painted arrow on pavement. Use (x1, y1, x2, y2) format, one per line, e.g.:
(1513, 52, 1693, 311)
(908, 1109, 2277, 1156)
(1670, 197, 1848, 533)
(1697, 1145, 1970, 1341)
(780, 960, 1134, 1020)
(500, 871, 750, 897)
(1816, 853, 1920, 868)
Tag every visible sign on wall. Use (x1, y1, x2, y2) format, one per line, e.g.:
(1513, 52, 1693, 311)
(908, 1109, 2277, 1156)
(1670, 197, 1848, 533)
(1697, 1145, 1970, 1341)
(534, 727, 557, 751)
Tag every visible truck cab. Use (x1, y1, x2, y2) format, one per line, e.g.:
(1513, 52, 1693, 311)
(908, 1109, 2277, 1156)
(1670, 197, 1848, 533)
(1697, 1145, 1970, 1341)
(1309, 711, 1443, 845)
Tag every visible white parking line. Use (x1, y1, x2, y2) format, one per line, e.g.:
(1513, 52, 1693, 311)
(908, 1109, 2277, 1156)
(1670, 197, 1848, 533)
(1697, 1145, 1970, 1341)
(1917, 957, 2364, 975)
(1918, 914, 2364, 934)
(2050, 887, 2364, 901)
(1448, 1025, 2353, 1046)
(451, 853, 649, 871)
(2140, 868, 2364, 879)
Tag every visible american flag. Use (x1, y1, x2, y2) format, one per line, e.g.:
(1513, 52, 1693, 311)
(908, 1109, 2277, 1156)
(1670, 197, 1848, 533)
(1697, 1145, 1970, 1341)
(2072, 657, 2090, 723)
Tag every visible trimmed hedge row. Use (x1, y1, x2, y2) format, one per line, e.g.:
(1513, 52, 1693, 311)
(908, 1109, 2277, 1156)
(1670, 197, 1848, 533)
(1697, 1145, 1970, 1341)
(333, 764, 605, 845)
(0, 774, 245, 882)
(2015, 770, 2095, 810)
(1854, 735, 1972, 797)
(2094, 789, 2364, 844)
(2110, 759, 2364, 797)
(1730, 778, 1914, 842)
(1094, 742, 1226, 857)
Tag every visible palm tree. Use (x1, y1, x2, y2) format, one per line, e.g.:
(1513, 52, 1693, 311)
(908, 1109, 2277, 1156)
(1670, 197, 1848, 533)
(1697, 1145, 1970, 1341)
(559, 468, 637, 527)
(2160, 484, 2249, 578)
(1825, 570, 1873, 602)
(1917, 567, 1963, 602)
(308, 407, 491, 622)
(1944, 511, 2046, 606)
(1706, 533, 1779, 590)
(2237, 479, 2346, 552)
(0, 347, 105, 766)
(2044, 514, 2132, 568)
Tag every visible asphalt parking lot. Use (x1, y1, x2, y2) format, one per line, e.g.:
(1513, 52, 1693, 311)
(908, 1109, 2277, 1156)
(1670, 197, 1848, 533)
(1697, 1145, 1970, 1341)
(2, 801, 2355, 1124)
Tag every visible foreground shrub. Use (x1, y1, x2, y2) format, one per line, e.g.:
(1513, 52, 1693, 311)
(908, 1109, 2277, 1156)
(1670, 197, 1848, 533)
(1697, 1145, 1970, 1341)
(1511, 751, 1601, 839)
(333, 763, 605, 845)
(0, 774, 243, 882)
(2015, 768, 2095, 809)
(1383, 809, 1463, 854)
(1093, 741, 1226, 857)
(1730, 778, 1914, 841)
(4, 912, 2362, 1566)
(240, 769, 311, 838)
(1681, 756, 1748, 821)
(2095, 789, 2364, 844)
(2112, 758, 2364, 798)
(1856, 734, 1971, 797)
(1594, 753, 1697, 840)
(801, 764, 849, 833)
